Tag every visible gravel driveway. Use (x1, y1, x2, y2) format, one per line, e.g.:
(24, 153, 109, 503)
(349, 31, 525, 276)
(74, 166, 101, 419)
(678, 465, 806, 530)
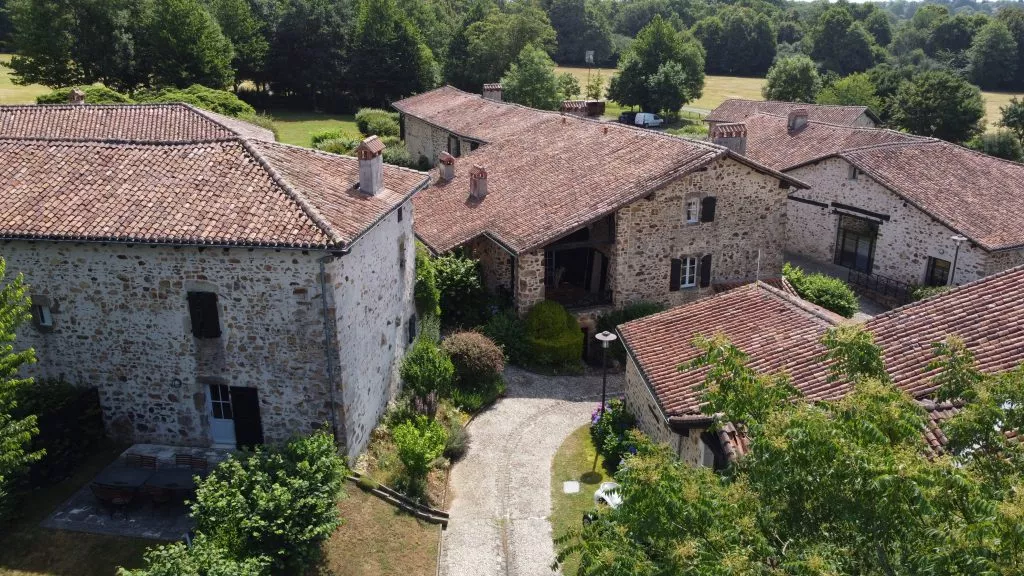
(438, 366, 624, 576)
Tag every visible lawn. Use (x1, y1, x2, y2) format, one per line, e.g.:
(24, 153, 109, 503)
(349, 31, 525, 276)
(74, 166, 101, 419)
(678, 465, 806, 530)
(549, 425, 613, 576)
(982, 91, 1024, 131)
(0, 443, 151, 576)
(0, 54, 50, 104)
(326, 487, 440, 576)
(265, 109, 361, 147)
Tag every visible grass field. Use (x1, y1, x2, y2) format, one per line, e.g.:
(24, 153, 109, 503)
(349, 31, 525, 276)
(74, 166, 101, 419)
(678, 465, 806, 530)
(982, 91, 1024, 131)
(266, 109, 361, 147)
(549, 425, 613, 576)
(0, 54, 50, 105)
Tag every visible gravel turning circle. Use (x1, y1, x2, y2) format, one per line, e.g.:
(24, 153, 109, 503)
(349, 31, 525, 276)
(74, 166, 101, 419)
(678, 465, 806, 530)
(439, 367, 625, 576)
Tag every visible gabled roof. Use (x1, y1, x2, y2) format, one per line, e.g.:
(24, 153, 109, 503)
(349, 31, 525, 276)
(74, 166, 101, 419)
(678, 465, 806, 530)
(707, 99, 880, 126)
(0, 104, 429, 249)
(394, 86, 806, 254)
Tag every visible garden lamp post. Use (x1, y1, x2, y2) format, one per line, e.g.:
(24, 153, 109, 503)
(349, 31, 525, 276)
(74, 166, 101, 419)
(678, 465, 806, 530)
(949, 235, 968, 286)
(595, 331, 618, 416)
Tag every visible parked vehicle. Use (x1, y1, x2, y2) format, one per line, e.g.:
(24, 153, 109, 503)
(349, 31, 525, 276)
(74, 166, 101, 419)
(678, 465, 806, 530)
(618, 111, 637, 125)
(634, 112, 664, 128)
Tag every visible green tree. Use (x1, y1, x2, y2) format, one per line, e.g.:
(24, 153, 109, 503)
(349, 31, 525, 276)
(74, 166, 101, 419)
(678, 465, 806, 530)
(118, 534, 269, 576)
(206, 0, 268, 88)
(816, 72, 881, 111)
(268, 0, 349, 109)
(0, 258, 39, 515)
(147, 0, 234, 88)
(613, 0, 673, 37)
(584, 70, 603, 100)
(548, 0, 613, 66)
(0, 0, 11, 51)
(501, 46, 560, 110)
(607, 16, 704, 113)
(863, 10, 892, 46)
(997, 6, 1024, 89)
(929, 13, 980, 56)
(348, 0, 436, 107)
(442, 0, 493, 91)
(400, 338, 455, 399)
(809, 7, 876, 75)
(967, 130, 1024, 162)
(762, 54, 821, 103)
(464, 3, 557, 90)
(694, 7, 775, 77)
(556, 71, 581, 101)
(891, 70, 985, 143)
(968, 19, 1018, 91)
(999, 96, 1024, 147)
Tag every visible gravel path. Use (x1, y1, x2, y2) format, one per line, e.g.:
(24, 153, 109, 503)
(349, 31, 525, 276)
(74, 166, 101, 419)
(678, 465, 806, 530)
(439, 367, 624, 576)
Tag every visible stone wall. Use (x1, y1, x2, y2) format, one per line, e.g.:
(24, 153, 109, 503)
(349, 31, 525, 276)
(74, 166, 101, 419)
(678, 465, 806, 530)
(515, 249, 546, 315)
(466, 235, 514, 296)
(613, 156, 789, 307)
(329, 199, 416, 459)
(7, 241, 333, 447)
(402, 115, 479, 168)
(786, 157, 999, 286)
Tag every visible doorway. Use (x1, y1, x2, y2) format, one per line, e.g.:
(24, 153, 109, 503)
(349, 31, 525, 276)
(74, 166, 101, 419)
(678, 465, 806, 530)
(207, 384, 264, 450)
(834, 214, 878, 274)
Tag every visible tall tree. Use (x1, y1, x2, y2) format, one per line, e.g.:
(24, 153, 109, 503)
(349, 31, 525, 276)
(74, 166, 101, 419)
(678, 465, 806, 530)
(809, 6, 876, 75)
(0, 0, 12, 51)
(816, 72, 881, 111)
(501, 44, 560, 110)
(891, 70, 984, 143)
(147, 0, 235, 88)
(863, 9, 892, 47)
(348, 0, 437, 106)
(998, 6, 1024, 90)
(443, 0, 493, 91)
(464, 3, 557, 89)
(762, 54, 820, 103)
(999, 96, 1024, 148)
(694, 7, 776, 77)
(0, 258, 39, 513)
(968, 19, 1018, 91)
(206, 0, 268, 88)
(613, 0, 672, 37)
(268, 0, 349, 108)
(548, 0, 612, 66)
(398, 0, 458, 65)
(606, 15, 704, 113)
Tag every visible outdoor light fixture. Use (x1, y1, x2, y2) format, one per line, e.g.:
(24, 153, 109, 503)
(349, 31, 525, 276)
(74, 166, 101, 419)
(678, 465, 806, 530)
(595, 331, 618, 415)
(949, 234, 968, 286)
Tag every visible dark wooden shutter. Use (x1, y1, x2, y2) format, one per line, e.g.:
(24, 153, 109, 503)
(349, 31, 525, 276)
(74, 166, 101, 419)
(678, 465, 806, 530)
(670, 258, 682, 291)
(408, 315, 417, 344)
(700, 197, 717, 223)
(229, 387, 264, 450)
(699, 255, 712, 288)
(187, 292, 221, 339)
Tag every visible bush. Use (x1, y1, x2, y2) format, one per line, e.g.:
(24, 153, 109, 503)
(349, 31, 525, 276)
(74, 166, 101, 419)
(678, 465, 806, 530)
(37, 86, 134, 105)
(311, 129, 348, 147)
(189, 429, 345, 574)
(314, 138, 359, 155)
(595, 302, 666, 363)
(434, 253, 488, 329)
(967, 130, 1023, 162)
(118, 534, 269, 576)
(136, 85, 256, 117)
(525, 301, 584, 370)
(392, 416, 447, 498)
(414, 243, 441, 317)
(441, 332, 505, 390)
(911, 285, 951, 302)
(400, 338, 455, 399)
(589, 399, 638, 472)
(382, 145, 416, 168)
(482, 310, 529, 365)
(450, 378, 506, 413)
(355, 108, 400, 137)
(783, 263, 859, 318)
(443, 424, 469, 461)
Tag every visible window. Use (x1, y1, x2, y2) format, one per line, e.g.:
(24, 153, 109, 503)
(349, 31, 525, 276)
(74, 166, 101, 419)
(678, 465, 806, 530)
(925, 257, 951, 287)
(209, 384, 233, 420)
(447, 135, 461, 157)
(34, 304, 52, 327)
(407, 315, 417, 344)
(848, 165, 860, 180)
(187, 291, 222, 339)
(399, 237, 407, 270)
(397, 206, 403, 222)
(685, 198, 700, 223)
(670, 257, 699, 290)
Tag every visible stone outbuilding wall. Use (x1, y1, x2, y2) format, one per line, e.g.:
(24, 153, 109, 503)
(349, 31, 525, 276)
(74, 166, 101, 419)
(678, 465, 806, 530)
(402, 115, 480, 167)
(785, 157, 1023, 286)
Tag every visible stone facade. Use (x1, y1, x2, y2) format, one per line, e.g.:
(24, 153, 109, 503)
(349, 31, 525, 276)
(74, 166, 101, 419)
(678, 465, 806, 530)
(465, 235, 514, 296)
(402, 115, 480, 168)
(8, 200, 415, 460)
(515, 249, 546, 315)
(785, 157, 1024, 286)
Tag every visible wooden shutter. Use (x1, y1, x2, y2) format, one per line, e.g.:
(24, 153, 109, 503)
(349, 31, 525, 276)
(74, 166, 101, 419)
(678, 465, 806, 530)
(187, 292, 221, 339)
(700, 197, 717, 223)
(670, 258, 682, 291)
(699, 255, 712, 288)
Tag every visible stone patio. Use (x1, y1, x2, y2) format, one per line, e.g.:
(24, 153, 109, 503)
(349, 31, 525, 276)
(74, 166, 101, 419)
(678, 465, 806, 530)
(41, 444, 231, 540)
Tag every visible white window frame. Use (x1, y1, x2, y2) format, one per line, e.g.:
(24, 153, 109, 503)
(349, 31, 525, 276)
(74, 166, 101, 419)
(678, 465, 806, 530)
(681, 256, 698, 288)
(685, 198, 700, 224)
(34, 304, 53, 327)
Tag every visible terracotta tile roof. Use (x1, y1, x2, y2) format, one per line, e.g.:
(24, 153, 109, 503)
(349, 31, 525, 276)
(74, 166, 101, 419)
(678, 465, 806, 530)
(739, 113, 923, 172)
(0, 104, 429, 248)
(618, 282, 845, 418)
(918, 399, 1019, 454)
(841, 141, 1024, 251)
(707, 99, 880, 126)
(191, 108, 276, 142)
(395, 86, 805, 254)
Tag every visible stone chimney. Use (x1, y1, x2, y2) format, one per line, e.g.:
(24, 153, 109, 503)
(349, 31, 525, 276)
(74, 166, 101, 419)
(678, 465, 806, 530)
(438, 151, 456, 181)
(482, 83, 503, 102)
(787, 108, 809, 132)
(469, 165, 488, 199)
(710, 122, 747, 155)
(68, 88, 86, 105)
(355, 136, 385, 195)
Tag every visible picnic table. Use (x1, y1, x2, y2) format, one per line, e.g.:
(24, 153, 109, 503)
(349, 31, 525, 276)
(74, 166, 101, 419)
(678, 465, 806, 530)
(92, 467, 154, 489)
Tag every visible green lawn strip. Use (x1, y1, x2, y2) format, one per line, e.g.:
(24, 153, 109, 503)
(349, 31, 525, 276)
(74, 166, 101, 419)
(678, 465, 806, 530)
(0, 442, 152, 576)
(266, 109, 360, 147)
(549, 424, 613, 576)
(0, 54, 51, 105)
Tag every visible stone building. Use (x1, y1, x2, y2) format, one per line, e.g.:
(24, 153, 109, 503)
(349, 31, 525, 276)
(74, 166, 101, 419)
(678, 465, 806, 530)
(617, 266, 1024, 466)
(393, 86, 805, 345)
(706, 99, 880, 130)
(0, 103, 429, 459)
(727, 112, 1024, 291)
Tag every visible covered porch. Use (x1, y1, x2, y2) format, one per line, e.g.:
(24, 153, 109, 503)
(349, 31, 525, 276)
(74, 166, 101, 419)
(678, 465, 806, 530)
(542, 215, 616, 310)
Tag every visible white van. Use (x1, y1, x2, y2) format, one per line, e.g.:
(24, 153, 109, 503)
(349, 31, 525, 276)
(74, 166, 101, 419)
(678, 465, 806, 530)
(634, 112, 664, 128)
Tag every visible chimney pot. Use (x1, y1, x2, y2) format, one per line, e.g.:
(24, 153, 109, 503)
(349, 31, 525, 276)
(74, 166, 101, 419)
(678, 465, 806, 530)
(438, 151, 456, 181)
(68, 88, 86, 105)
(482, 83, 503, 102)
(787, 108, 809, 132)
(469, 165, 488, 199)
(355, 136, 385, 195)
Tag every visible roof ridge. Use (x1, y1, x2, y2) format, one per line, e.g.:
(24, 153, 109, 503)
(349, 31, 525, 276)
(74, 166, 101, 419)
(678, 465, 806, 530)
(752, 112, 915, 135)
(0, 135, 238, 147)
(239, 139, 344, 247)
(0, 103, 189, 110)
(180, 103, 246, 139)
(868, 263, 1024, 323)
(838, 138, 937, 155)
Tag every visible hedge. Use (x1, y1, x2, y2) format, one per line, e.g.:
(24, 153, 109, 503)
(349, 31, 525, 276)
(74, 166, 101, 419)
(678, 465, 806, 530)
(355, 108, 400, 138)
(783, 263, 859, 318)
(525, 301, 583, 370)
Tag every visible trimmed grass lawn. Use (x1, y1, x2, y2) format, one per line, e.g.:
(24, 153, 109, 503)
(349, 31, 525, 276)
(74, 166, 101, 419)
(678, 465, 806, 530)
(327, 487, 440, 576)
(982, 91, 1024, 131)
(266, 109, 361, 147)
(549, 425, 613, 576)
(0, 54, 50, 104)
(0, 443, 151, 576)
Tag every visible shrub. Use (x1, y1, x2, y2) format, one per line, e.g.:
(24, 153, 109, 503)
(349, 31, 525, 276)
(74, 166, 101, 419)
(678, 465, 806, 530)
(450, 378, 506, 413)
(135, 85, 256, 117)
(589, 399, 638, 472)
(414, 243, 441, 317)
(911, 285, 951, 302)
(118, 534, 269, 576)
(311, 129, 348, 147)
(525, 301, 584, 370)
(783, 263, 859, 318)
(400, 338, 455, 399)
(434, 253, 488, 328)
(967, 130, 1023, 162)
(189, 429, 345, 574)
(441, 332, 505, 391)
(382, 145, 416, 168)
(443, 424, 470, 461)
(482, 310, 529, 365)
(355, 108, 401, 137)
(595, 302, 666, 363)
(314, 138, 359, 155)
(392, 416, 447, 498)
(37, 86, 134, 105)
